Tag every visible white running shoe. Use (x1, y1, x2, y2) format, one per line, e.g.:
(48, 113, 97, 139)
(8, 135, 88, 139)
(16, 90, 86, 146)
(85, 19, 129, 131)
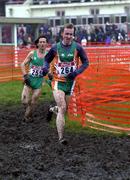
(49, 106, 58, 115)
(59, 138, 68, 145)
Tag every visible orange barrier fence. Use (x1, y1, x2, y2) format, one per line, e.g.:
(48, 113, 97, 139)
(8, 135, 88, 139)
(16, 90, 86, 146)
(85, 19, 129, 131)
(0, 45, 130, 134)
(69, 46, 130, 134)
(0, 47, 30, 82)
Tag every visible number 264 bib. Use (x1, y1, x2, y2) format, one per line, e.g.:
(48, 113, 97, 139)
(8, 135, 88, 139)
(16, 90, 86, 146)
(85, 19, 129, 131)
(56, 62, 76, 77)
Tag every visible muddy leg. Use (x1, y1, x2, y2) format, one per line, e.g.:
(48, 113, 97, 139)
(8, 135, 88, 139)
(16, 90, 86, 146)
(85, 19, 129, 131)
(21, 85, 31, 119)
(53, 90, 67, 141)
(25, 88, 41, 120)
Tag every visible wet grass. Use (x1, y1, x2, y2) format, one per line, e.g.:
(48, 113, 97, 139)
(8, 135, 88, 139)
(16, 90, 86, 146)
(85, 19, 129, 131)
(0, 80, 53, 106)
(0, 80, 129, 136)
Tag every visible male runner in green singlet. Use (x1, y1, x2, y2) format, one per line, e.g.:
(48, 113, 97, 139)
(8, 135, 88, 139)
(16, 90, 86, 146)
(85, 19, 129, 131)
(42, 23, 89, 144)
(21, 35, 48, 122)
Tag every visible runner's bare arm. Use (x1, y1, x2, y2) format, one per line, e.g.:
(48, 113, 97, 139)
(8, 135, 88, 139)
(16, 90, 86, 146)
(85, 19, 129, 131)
(21, 51, 34, 76)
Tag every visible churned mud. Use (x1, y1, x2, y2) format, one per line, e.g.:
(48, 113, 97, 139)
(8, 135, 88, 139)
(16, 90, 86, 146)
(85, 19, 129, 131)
(0, 102, 130, 180)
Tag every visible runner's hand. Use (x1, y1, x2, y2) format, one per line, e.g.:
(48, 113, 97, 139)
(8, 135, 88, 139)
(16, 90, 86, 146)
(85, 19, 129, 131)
(48, 73, 53, 80)
(42, 68, 48, 76)
(23, 74, 30, 86)
(66, 71, 77, 81)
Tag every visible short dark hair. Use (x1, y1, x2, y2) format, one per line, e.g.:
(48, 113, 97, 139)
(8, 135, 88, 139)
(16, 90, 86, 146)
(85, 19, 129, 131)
(62, 23, 75, 36)
(34, 35, 48, 48)
(64, 23, 74, 29)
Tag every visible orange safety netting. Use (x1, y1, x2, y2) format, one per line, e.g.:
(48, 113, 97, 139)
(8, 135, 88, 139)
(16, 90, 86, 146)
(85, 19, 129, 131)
(0, 45, 130, 134)
(0, 46, 30, 82)
(68, 46, 130, 134)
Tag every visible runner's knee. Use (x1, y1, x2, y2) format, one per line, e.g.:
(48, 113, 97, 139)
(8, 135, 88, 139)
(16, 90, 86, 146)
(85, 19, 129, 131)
(31, 97, 38, 105)
(58, 104, 66, 114)
(21, 95, 29, 105)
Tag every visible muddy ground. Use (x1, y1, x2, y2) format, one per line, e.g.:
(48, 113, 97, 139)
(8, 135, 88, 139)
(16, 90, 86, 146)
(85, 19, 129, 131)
(0, 102, 130, 180)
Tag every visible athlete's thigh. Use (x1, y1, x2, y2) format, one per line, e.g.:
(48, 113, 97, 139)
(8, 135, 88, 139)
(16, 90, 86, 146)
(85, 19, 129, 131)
(21, 85, 31, 103)
(65, 95, 71, 107)
(53, 90, 66, 107)
(31, 88, 41, 103)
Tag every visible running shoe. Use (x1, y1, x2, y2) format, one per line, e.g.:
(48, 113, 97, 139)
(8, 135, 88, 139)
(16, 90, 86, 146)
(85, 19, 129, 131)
(59, 138, 68, 145)
(23, 116, 33, 123)
(50, 105, 58, 115)
(46, 106, 53, 122)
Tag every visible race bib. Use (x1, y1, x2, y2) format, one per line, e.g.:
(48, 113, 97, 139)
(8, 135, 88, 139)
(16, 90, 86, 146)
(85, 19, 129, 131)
(29, 66, 43, 77)
(56, 62, 76, 77)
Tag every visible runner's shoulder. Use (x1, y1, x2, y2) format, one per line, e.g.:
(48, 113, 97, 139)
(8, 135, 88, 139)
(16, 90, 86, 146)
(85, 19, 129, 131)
(27, 50, 35, 59)
(75, 41, 83, 50)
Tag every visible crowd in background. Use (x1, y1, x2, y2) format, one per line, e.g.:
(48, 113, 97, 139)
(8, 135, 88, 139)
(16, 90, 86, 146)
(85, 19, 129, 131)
(33, 0, 97, 5)
(7, 0, 25, 4)
(1, 23, 128, 47)
(32, 0, 123, 5)
(7, 0, 95, 5)
(6, 0, 124, 5)
(74, 22, 128, 45)
(3, 0, 129, 47)
(17, 24, 52, 48)
(16, 22, 128, 48)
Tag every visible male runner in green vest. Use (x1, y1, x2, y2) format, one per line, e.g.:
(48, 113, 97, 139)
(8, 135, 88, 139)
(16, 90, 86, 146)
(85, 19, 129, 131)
(21, 35, 48, 122)
(42, 23, 89, 144)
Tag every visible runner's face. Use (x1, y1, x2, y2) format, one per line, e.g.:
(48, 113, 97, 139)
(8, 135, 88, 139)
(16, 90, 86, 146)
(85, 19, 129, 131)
(38, 38, 47, 50)
(62, 28, 74, 45)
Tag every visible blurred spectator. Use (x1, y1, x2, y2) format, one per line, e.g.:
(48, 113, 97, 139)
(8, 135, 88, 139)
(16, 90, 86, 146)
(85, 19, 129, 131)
(48, 0, 52, 4)
(111, 37, 117, 45)
(18, 24, 26, 37)
(2, 25, 12, 43)
(81, 36, 87, 47)
(118, 32, 123, 41)
(39, 24, 52, 44)
(7, 0, 25, 4)
(105, 33, 111, 45)
(125, 33, 128, 42)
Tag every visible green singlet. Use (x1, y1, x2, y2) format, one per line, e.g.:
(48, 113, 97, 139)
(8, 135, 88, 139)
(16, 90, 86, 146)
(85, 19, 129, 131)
(28, 50, 46, 89)
(56, 41, 77, 95)
(57, 41, 76, 62)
